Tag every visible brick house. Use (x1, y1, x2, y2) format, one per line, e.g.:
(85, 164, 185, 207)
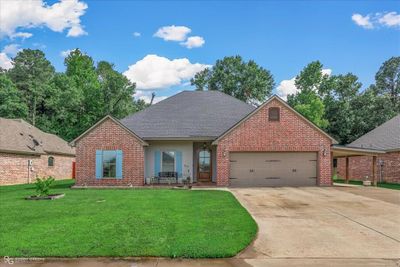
(71, 91, 337, 187)
(0, 118, 76, 185)
(336, 115, 400, 184)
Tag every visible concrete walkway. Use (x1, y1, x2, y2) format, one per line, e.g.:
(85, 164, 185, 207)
(3, 187, 399, 267)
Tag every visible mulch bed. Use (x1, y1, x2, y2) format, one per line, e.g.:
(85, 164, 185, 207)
(25, 193, 65, 200)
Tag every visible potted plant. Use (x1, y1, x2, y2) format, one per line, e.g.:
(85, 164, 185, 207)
(363, 176, 372, 186)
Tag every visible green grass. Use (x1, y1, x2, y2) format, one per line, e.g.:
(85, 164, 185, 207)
(333, 178, 400, 190)
(0, 180, 257, 258)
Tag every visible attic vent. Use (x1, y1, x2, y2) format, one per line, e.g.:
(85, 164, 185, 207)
(29, 134, 34, 139)
(33, 139, 39, 146)
(19, 132, 23, 136)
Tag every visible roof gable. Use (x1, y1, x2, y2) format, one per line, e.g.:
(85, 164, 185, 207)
(349, 114, 400, 151)
(213, 95, 337, 144)
(121, 91, 256, 139)
(70, 115, 148, 146)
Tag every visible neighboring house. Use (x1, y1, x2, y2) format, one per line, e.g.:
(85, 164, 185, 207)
(337, 115, 400, 184)
(71, 91, 337, 187)
(0, 118, 76, 185)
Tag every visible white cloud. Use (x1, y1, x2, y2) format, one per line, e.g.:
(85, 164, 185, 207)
(352, 12, 400, 29)
(276, 77, 297, 101)
(276, 69, 332, 100)
(124, 54, 210, 90)
(0, 53, 13, 70)
(321, 69, 332, 76)
(60, 49, 73, 57)
(2, 44, 21, 57)
(133, 32, 141, 37)
(379, 12, 400, 27)
(10, 32, 33, 39)
(180, 36, 205, 49)
(0, 0, 88, 39)
(0, 44, 22, 70)
(67, 25, 87, 37)
(352, 13, 373, 29)
(154, 25, 191, 41)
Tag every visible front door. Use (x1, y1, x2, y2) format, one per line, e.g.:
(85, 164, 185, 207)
(198, 149, 211, 182)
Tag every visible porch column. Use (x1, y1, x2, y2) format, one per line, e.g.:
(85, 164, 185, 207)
(372, 155, 377, 186)
(331, 152, 334, 185)
(345, 157, 349, 184)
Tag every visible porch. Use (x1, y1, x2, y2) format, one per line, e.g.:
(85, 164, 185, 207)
(144, 140, 217, 185)
(331, 145, 386, 186)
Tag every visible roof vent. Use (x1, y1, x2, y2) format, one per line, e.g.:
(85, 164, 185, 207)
(32, 139, 39, 146)
(19, 132, 23, 136)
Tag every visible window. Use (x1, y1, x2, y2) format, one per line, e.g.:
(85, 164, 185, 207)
(269, 107, 280, 121)
(48, 156, 54, 167)
(199, 150, 211, 172)
(162, 151, 175, 172)
(102, 150, 117, 178)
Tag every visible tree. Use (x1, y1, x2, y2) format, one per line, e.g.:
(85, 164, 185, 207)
(287, 61, 329, 128)
(321, 74, 362, 144)
(350, 87, 397, 143)
(64, 49, 102, 135)
(288, 90, 329, 128)
(8, 49, 55, 126)
(374, 56, 400, 110)
(44, 73, 84, 140)
(0, 73, 28, 119)
(96, 61, 137, 118)
(295, 61, 328, 94)
(191, 56, 274, 105)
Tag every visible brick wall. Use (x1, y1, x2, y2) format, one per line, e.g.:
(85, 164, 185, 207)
(0, 152, 75, 185)
(216, 98, 333, 186)
(75, 118, 145, 186)
(337, 151, 400, 183)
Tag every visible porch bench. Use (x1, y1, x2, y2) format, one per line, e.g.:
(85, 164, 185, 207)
(152, 172, 178, 184)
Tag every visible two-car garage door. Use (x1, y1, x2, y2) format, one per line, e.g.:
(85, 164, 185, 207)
(229, 152, 317, 187)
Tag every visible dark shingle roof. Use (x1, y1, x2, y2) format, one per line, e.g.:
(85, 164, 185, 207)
(121, 91, 256, 139)
(0, 118, 75, 156)
(348, 115, 400, 151)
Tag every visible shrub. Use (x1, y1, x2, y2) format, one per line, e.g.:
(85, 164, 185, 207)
(34, 176, 55, 196)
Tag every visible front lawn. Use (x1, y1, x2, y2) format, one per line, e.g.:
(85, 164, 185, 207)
(333, 178, 400, 190)
(0, 180, 257, 258)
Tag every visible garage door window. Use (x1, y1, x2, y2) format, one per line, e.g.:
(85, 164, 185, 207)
(269, 107, 280, 121)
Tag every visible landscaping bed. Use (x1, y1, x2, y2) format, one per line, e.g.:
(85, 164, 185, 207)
(0, 180, 257, 258)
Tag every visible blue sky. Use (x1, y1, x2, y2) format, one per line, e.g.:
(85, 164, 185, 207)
(0, 0, 399, 102)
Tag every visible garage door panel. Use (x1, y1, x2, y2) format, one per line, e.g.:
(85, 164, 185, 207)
(229, 152, 317, 187)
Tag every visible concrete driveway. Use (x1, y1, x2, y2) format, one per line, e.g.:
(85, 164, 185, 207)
(230, 186, 400, 262)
